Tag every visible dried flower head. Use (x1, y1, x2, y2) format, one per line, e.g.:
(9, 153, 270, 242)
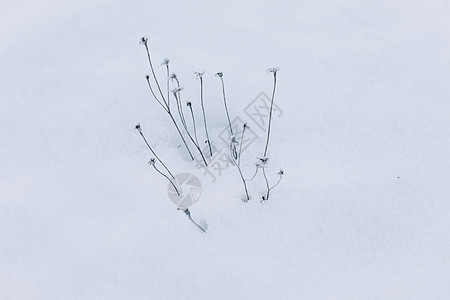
(169, 73, 178, 81)
(243, 123, 249, 129)
(267, 67, 280, 74)
(256, 157, 269, 168)
(186, 101, 192, 107)
(278, 169, 284, 175)
(139, 36, 148, 45)
(215, 72, 223, 78)
(172, 87, 183, 95)
(148, 158, 156, 165)
(145, 75, 150, 80)
(161, 58, 170, 66)
(194, 71, 205, 79)
(135, 123, 142, 133)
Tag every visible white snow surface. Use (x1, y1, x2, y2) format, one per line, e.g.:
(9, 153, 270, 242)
(1, 0, 450, 299)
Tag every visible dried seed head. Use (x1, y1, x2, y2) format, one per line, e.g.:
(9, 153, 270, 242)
(169, 73, 177, 80)
(231, 137, 239, 144)
(243, 123, 249, 129)
(215, 72, 223, 78)
(148, 158, 156, 165)
(135, 123, 142, 133)
(256, 157, 269, 168)
(161, 58, 170, 66)
(145, 75, 150, 80)
(267, 67, 280, 74)
(278, 169, 284, 176)
(186, 101, 192, 107)
(139, 36, 148, 45)
(172, 87, 183, 95)
(194, 71, 205, 79)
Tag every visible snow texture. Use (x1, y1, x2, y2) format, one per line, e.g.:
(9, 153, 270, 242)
(1, 0, 450, 299)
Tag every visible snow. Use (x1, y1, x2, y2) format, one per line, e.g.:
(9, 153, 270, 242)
(1, 0, 450, 299)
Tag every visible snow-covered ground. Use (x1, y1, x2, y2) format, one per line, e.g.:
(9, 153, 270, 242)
(2, 0, 450, 299)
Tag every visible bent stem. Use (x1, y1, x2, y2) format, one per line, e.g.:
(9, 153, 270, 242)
(264, 68, 278, 157)
(196, 72, 212, 156)
(216, 72, 233, 135)
(136, 124, 175, 179)
(181, 208, 206, 232)
(151, 160, 180, 195)
(187, 102, 208, 166)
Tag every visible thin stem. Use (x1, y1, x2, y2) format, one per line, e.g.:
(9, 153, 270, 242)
(182, 209, 206, 232)
(229, 140, 250, 201)
(165, 64, 170, 107)
(146, 76, 168, 112)
(269, 174, 283, 191)
(245, 166, 260, 181)
(143, 41, 167, 105)
(262, 167, 270, 201)
(173, 90, 207, 167)
(187, 103, 208, 167)
(167, 111, 194, 160)
(152, 163, 180, 195)
(238, 126, 246, 167)
(139, 131, 175, 179)
(174, 78, 187, 128)
(188, 105, 200, 147)
(264, 72, 277, 157)
(198, 74, 212, 156)
(218, 75, 233, 135)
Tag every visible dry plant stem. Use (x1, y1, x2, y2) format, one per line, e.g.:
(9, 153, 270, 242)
(219, 76, 233, 135)
(139, 131, 175, 179)
(198, 75, 212, 156)
(146, 77, 167, 111)
(173, 78, 187, 128)
(269, 174, 283, 190)
(238, 126, 246, 167)
(188, 104, 208, 166)
(143, 41, 166, 103)
(264, 71, 278, 157)
(142, 54, 193, 160)
(262, 167, 271, 201)
(183, 209, 206, 232)
(152, 163, 180, 195)
(172, 88, 207, 166)
(230, 127, 250, 201)
(168, 111, 194, 160)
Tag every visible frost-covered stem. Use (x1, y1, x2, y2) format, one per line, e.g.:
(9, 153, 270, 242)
(152, 163, 180, 195)
(230, 139, 250, 201)
(137, 128, 175, 179)
(238, 125, 246, 167)
(262, 167, 270, 201)
(245, 166, 259, 181)
(264, 70, 278, 157)
(142, 39, 167, 104)
(217, 74, 233, 135)
(188, 104, 200, 147)
(182, 209, 206, 232)
(173, 78, 187, 128)
(198, 74, 212, 156)
(146, 76, 167, 112)
(165, 63, 170, 107)
(168, 111, 194, 160)
(269, 173, 283, 191)
(237, 166, 250, 201)
(187, 102, 208, 167)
